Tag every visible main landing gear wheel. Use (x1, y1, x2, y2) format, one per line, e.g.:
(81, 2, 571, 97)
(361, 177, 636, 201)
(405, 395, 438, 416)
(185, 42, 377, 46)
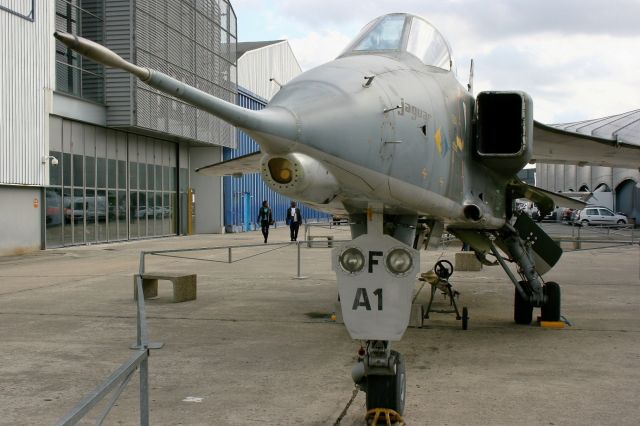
(541, 281, 561, 322)
(514, 282, 533, 325)
(366, 350, 406, 417)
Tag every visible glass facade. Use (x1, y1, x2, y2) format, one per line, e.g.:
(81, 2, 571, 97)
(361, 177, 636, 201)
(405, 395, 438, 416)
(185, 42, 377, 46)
(54, 0, 105, 103)
(46, 116, 179, 248)
(47, 0, 236, 247)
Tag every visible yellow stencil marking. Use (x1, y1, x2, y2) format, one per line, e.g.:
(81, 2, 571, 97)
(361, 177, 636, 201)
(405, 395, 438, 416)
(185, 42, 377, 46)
(434, 128, 442, 155)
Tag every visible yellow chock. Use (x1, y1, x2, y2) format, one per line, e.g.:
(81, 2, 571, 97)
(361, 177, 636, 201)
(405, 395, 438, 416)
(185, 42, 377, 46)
(540, 321, 565, 328)
(330, 313, 337, 322)
(365, 408, 404, 425)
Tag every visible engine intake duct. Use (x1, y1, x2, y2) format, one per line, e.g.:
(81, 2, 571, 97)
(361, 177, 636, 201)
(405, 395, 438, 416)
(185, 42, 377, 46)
(475, 91, 533, 177)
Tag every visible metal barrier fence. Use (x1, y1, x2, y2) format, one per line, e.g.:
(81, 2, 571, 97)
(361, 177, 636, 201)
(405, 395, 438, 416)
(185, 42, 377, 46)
(56, 231, 349, 424)
(140, 239, 351, 280)
(55, 276, 154, 426)
(543, 223, 638, 248)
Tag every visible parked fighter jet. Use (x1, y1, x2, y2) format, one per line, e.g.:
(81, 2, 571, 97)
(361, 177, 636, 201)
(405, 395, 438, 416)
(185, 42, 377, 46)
(55, 12, 640, 420)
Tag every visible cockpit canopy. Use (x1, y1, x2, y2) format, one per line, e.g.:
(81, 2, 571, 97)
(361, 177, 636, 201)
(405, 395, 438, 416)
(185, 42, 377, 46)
(339, 13, 453, 71)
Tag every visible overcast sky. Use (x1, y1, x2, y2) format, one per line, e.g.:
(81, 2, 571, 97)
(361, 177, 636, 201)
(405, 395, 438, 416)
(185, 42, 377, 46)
(231, 0, 640, 124)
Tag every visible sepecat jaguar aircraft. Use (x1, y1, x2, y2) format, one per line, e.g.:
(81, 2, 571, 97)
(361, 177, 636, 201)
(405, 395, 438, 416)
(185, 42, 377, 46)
(55, 12, 640, 420)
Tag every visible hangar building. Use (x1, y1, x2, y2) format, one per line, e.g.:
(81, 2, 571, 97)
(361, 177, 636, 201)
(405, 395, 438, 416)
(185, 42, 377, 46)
(1, 0, 238, 255)
(536, 110, 640, 224)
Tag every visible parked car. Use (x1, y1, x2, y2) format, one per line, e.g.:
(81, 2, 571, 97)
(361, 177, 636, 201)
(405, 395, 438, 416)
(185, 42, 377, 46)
(64, 196, 107, 224)
(561, 208, 574, 224)
(574, 207, 627, 226)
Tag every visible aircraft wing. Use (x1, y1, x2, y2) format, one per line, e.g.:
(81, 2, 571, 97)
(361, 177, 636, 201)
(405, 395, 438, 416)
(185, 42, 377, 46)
(196, 151, 262, 176)
(509, 179, 587, 216)
(532, 121, 640, 169)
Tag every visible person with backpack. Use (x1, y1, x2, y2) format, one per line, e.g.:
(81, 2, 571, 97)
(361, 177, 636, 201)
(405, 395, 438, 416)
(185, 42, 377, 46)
(257, 200, 273, 243)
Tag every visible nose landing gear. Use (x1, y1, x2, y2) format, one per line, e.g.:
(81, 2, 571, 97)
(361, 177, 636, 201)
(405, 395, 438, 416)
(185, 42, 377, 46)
(352, 342, 406, 422)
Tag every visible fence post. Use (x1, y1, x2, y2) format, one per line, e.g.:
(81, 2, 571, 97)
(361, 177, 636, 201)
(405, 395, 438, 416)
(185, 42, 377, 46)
(294, 241, 308, 279)
(140, 356, 149, 426)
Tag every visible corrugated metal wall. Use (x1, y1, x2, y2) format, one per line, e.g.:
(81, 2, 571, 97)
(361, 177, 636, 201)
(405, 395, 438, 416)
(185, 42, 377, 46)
(222, 87, 331, 232)
(101, 0, 238, 148)
(1, 0, 53, 186)
(104, 0, 133, 126)
(237, 41, 302, 101)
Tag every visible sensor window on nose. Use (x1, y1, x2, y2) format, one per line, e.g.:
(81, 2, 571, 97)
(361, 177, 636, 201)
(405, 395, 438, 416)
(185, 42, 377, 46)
(268, 158, 294, 184)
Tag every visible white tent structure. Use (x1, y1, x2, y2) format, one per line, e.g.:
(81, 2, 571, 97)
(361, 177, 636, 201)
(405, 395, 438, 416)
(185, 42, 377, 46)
(236, 40, 302, 101)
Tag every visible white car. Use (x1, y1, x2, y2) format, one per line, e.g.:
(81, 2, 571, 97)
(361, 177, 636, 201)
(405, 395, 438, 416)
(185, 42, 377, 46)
(575, 207, 627, 226)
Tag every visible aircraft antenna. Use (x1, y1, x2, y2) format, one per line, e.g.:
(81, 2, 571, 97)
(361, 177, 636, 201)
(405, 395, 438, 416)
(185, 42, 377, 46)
(468, 59, 474, 95)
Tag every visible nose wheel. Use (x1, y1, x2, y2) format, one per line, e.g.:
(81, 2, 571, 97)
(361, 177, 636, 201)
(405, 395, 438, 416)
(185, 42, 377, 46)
(365, 350, 406, 415)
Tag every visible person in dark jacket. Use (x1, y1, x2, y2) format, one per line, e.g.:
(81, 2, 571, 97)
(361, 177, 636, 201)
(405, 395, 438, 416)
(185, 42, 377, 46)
(286, 201, 302, 241)
(257, 200, 273, 243)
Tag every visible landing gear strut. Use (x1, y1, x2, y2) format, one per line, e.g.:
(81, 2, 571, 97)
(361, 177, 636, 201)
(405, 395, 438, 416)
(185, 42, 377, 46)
(489, 224, 562, 324)
(352, 341, 406, 417)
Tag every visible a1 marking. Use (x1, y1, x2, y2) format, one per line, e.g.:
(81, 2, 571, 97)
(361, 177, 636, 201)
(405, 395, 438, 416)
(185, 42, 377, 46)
(352, 287, 383, 311)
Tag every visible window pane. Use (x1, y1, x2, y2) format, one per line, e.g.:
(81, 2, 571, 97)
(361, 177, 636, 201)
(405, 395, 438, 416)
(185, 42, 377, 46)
(139, 164, 146, 190)
(108, 191, 117, 240)
(139, 192, 147, 237)
(118, 160, 126, 189)
(72, 188, 84, 244)
(45, 188, 64, 248)
(155, 165, 162, 191)
(86, 189, 97, 242)
(73, 155, 84, 187)
(147, 165, 155, 190)
(130, 161, 137, 189)
(130, 191, 139, 239)
(63, 153, 72, 186)
(97, 157, 106, 188)
(49, 151, 62, 185)
(85, 155, 95, 187)
(118, 190, 127, 240)
(96, 189, 107, 242)
(108, 159, 116, 188)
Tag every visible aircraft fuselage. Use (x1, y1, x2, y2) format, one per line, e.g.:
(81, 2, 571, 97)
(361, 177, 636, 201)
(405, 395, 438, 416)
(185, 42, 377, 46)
(251, 53, 506, 228)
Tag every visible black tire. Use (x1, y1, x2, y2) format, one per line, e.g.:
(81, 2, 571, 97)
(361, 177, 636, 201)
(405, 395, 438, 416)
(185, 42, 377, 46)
(541, 282, 561, 322)
(365, 351, 406, 415)
(617, 219, 625, 224)
(514, 283, 533, 325)
(462, 307, 469, 330)
(581, 219, 589, 227)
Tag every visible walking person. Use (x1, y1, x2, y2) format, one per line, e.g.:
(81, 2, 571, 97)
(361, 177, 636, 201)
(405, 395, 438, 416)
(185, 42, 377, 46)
(257, 200, 273, 243)
(286, 201, 302, 241)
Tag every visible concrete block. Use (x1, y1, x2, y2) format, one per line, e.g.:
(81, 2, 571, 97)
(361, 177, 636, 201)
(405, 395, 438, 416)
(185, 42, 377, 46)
(307, 235, 334, 248)
(133, 274, 158, 299)
(134, 273, 197, 302)
(172, 274, 197, 302)
(409, 303, 424, 328)
(455, 252, 482, 271)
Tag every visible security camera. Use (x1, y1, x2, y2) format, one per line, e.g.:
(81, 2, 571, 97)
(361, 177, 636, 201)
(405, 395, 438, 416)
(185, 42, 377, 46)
(51, 157, 59, 166)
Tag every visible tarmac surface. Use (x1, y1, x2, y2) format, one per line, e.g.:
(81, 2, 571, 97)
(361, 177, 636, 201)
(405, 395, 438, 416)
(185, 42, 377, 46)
(0, 224, 639, 425)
